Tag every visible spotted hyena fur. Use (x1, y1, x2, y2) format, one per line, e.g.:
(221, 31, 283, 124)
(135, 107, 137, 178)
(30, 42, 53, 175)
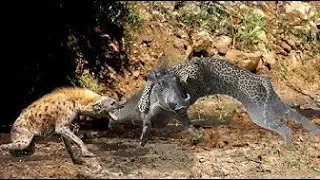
(0, 87, 123, 164)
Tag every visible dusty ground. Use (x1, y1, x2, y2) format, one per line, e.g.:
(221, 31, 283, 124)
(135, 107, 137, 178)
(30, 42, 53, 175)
(1, 1, 320, 179)
(0, 100, 319, 178)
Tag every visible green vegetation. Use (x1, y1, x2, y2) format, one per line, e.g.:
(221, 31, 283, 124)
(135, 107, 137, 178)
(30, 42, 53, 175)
(235, 12, 265, 51)
(179, 3, 232, 36)
(66, 34, 80, 51)
(79, 70, 105, 94)
(177, 3, 266, 51)
(127, 5, 145, 29)
(289, 159, 303, 167)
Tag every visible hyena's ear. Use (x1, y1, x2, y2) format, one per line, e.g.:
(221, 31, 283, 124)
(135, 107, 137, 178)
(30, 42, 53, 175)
(120, 97, 128, 104)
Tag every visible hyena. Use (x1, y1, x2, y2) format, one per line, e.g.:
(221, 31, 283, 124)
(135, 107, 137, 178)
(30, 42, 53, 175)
(0, 87, 124, 164)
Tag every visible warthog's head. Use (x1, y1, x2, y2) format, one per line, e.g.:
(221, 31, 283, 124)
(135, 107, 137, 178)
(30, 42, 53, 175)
(147, 66, 190, 114)
(107, 56, 191, 127)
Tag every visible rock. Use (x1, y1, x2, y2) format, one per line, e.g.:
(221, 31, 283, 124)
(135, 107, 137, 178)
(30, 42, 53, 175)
(239, 4, 249, 11)
(279, 50, 288, 56)
(220, 167, 230, 176)
(280, 41, 292, 53)
(199, 157, 205, 163)
(132, 70, 140, 78)
(309, 21, 319, 40)
(260, 164, 272, 172)
(283, 52, 301, 71)
(173, 28, 187, 39)
(207, 47, 218, 56)
(257, 43, 276, 66)
(142, 40, 152, 47)
(273, 44, 284, 53)
(213, 36, 233, 55)
(193, 34, 213, 51)
(214, 36, 233, 48)
(257, 31, 268, 43)
(184, 43, 194, 59)
(224, 49, 262, 71)
(262, 50, 276, 66)
(181, 3, 201, 16)
(217, 48, 228, 56)
(304, 43, 311, 51)
(284, 1, 312, 20)
(189, 31, 217, 57)
(132, 50, 138, 54)
(285, 38, 296, 49)
(256, 63, 271, 76)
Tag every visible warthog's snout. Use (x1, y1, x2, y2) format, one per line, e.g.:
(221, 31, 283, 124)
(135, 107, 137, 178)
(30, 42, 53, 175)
(110, 99, 126, 110)
(167, 93, 190, 113)
(108, 99, 127, 120)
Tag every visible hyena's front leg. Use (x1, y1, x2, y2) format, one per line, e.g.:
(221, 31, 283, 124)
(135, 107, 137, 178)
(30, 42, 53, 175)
(61, 136, 84, 164)
(56, 124, 95, 157)
(55, 113, 95, 158)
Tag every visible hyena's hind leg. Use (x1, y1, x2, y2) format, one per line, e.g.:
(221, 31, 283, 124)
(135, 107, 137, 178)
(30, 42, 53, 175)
(0, 129, 34, 154)
(9, 141, 35, 157)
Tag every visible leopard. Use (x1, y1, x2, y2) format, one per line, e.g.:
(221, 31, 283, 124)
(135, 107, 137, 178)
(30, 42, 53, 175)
(138, 56, 320, 147)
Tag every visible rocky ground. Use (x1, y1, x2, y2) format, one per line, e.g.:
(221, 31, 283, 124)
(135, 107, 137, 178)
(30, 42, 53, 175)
(0, 1, 319, 179)
(0, 112, 319, 178)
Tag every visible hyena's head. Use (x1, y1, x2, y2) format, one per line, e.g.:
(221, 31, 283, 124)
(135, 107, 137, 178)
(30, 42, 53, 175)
(92, 96, 125, 117)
